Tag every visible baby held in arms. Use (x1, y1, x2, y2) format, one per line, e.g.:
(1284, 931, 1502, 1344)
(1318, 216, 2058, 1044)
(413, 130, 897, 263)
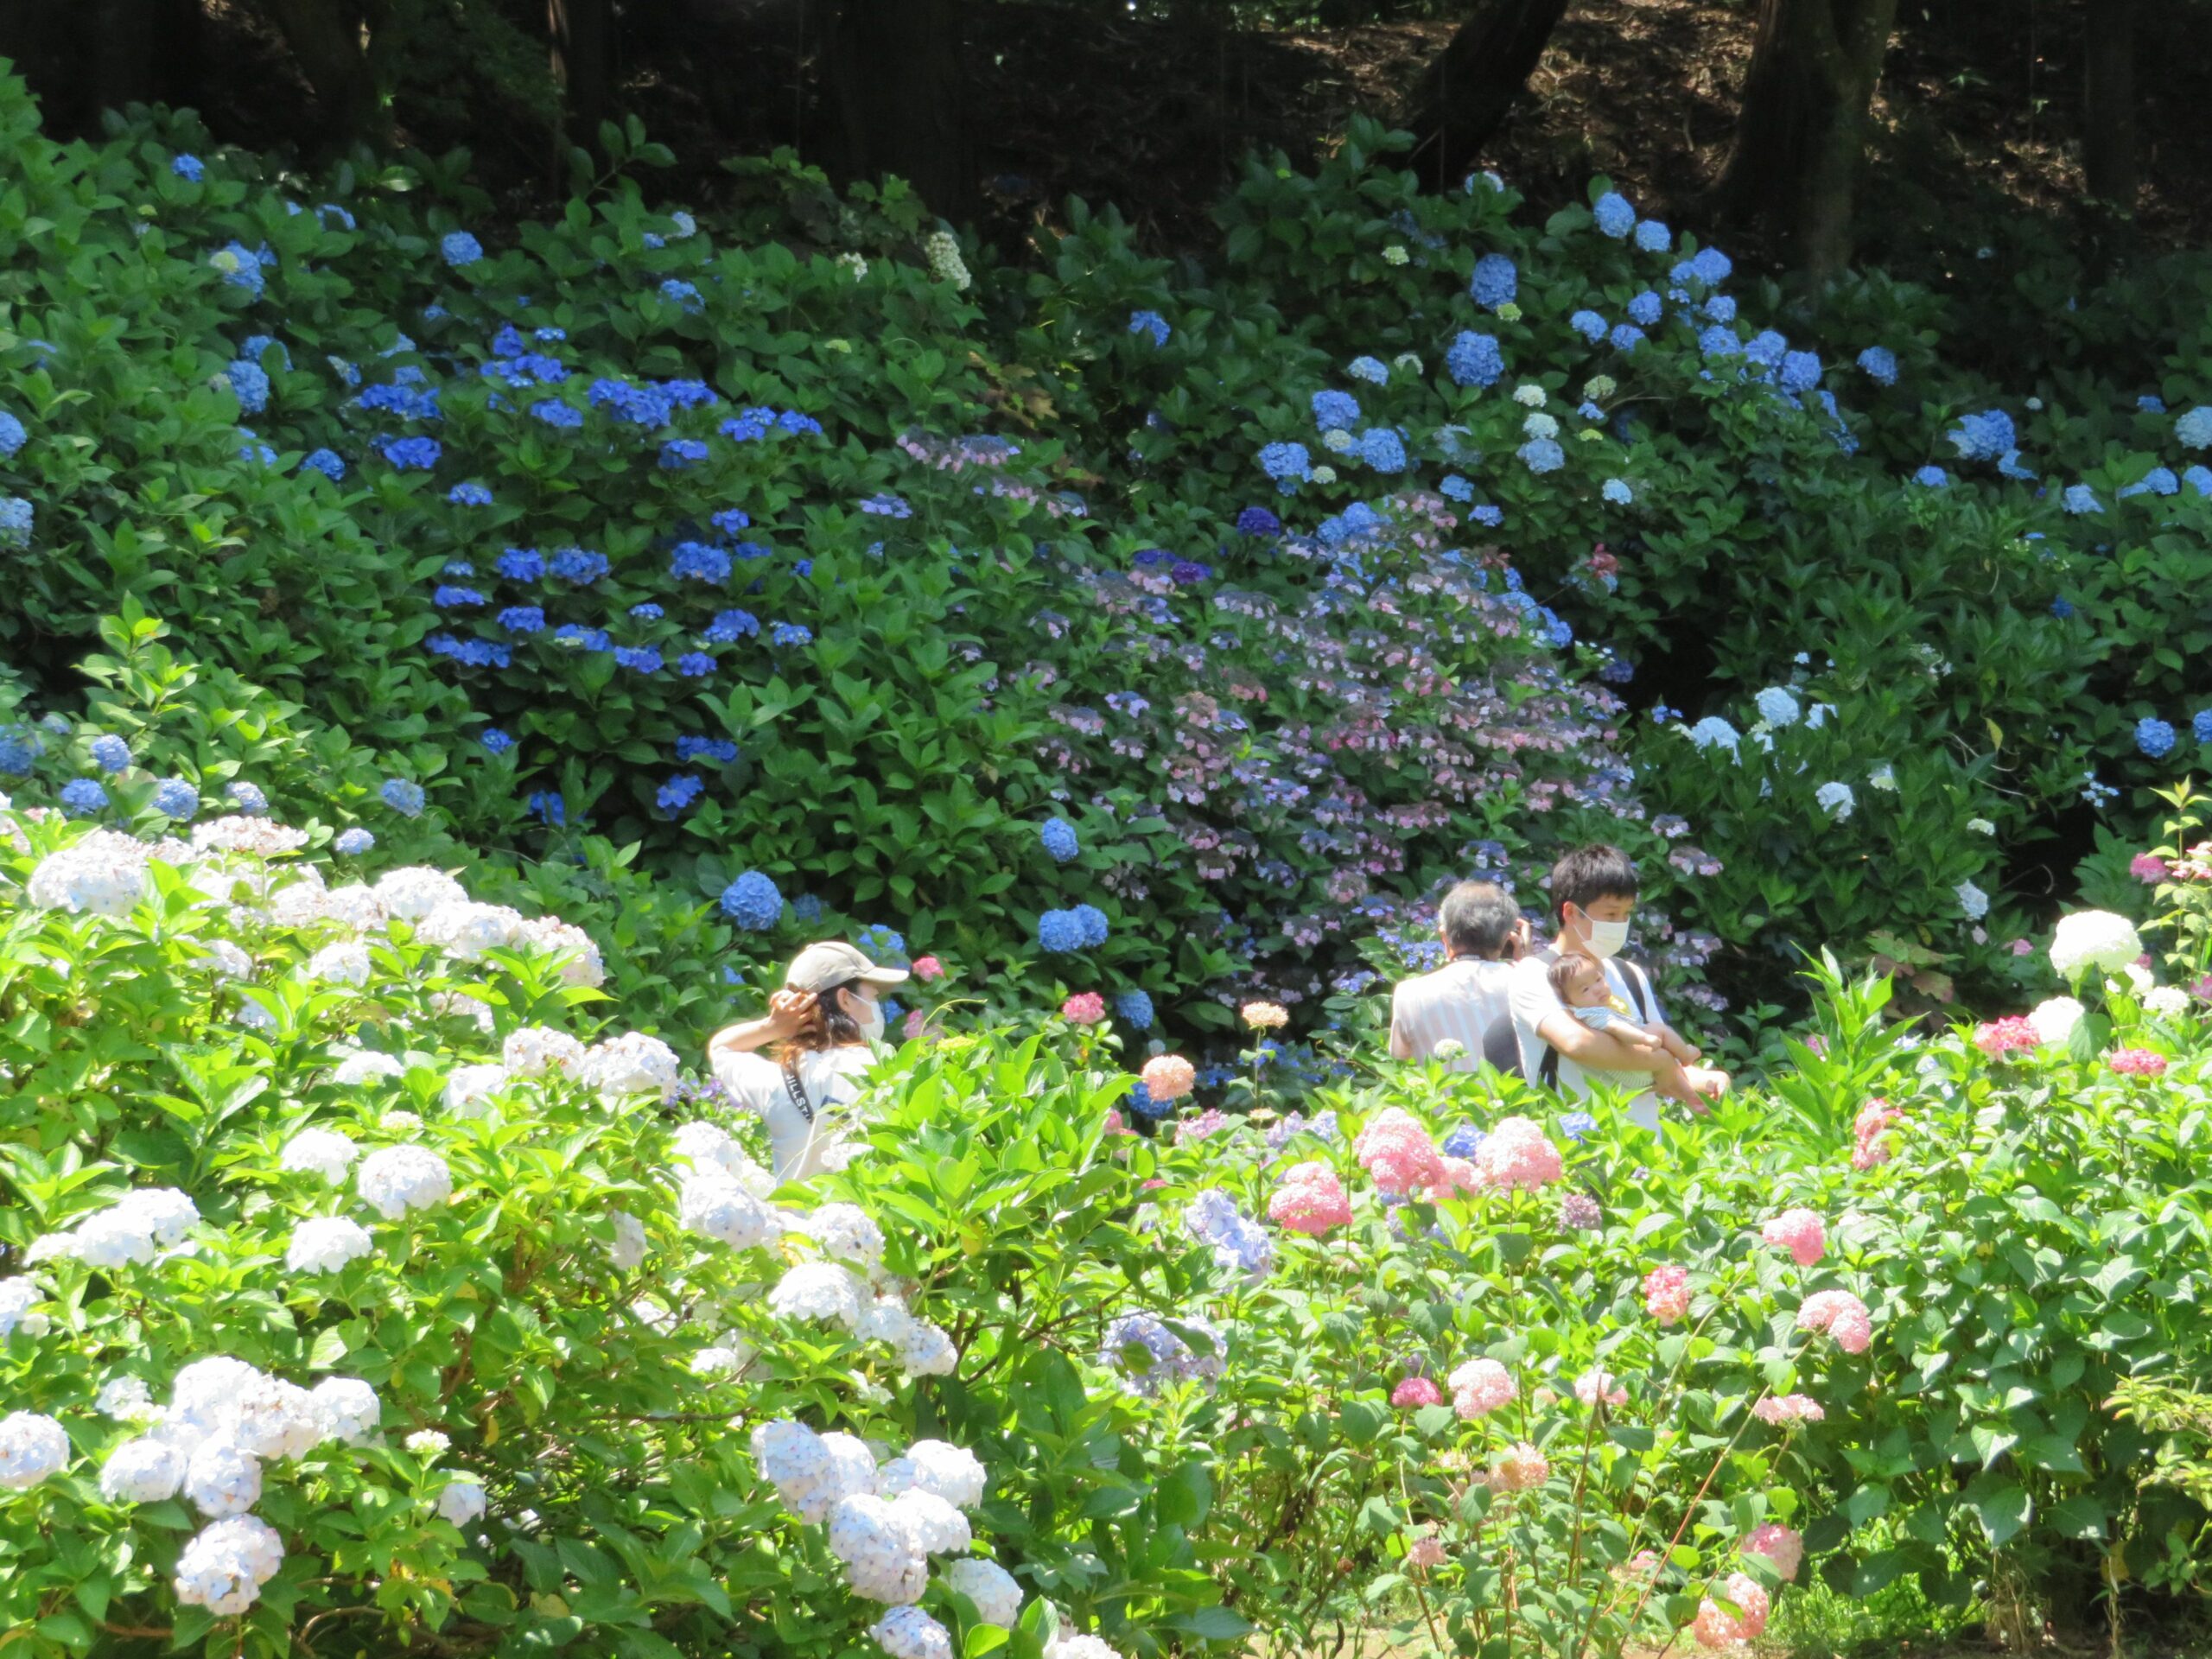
(1548, 952, 1702, 1071)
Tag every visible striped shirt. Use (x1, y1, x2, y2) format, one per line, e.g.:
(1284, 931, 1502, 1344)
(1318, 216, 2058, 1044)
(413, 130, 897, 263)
(1388, 957, 1516, 1071)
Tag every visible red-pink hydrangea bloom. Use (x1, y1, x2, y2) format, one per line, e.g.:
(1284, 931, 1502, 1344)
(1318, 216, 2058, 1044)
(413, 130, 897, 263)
(1391, 1376, 1443, 1409)
(912, 956, 944, 982)
(1061, 992, 1106, 1025)
(1973, 1016, 2042, 1059)
(1643, 1265, 1691, 1325)
(1486, 1443, 1548, 1493)
(2108, 1047, 2169, 1077)
(1796, 1288, 1873, 1354)
(2132, 853, 2171, 883)
(1474, 1115, 1563, 1191)
(1760, 1207, 1827, 1267)
(1616, 1550, 1662, 1581)
(1850, 1099, 1904, 1171)
(1690, 1573, 1770, 1647)
(1407, 1530, 1446, 1570)
(1743, 1523, 1802, 1582)
(1141, 1053, 1197, 1103)
(1751, 1394, 1826, 1426)
(1354, 1108, 1444, 1197)
(1447, 1357, 1515, 1420)
(1423, 1155, 1481, 1203)
(1103, 1109, 1131, 1137)
(1268, 1161, 1352, 1237)
(1573, 1367, 1627, 1408)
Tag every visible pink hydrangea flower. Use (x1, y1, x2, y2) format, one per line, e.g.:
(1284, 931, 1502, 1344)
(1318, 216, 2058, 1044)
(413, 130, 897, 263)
(1354, 1108, 1444, 1197)
(1850, 1099, 1904, 1171)
(1141, 1053, 1197, 1103)
(1103, 1109, 1131, 1137)
(1751, 1394, 1825, 1427)
(2010, 938, 2035, 957)
(912, 956, 944, 982)
(1486, 1443, 1548, 1493)
(1242, 1001, 1289, 1031)
(1760, 1208, 1827, 1267)
(1268, 1162, 1351, 1237)
(1690, 1573, 1770, 1647)
(1573, 1367, 1627, 1408)
(1643, 1265, 1691, 1325)
(1422, 1155, 1481, 1202)
(1796, 1289, 1873, 1354)
(1391, 1376, 1443, 1409)
(1743, 1522, 1802, 1582)
(1174, 1109, 1227, 1144)
(1615, 1549, 1662, 1581)
(2132, 853, 2171, 883)
(1973, 1016, 2043, 1059)
(2108, 1047, 2168, 1077)
(1407, 1530, 1446, 1570)
(1474, 1115, 1563, 1191)
(1447, 1357, 1515, 1420)
(1061, 992, 1107, 1025)
(902, 1008, 928, 1041)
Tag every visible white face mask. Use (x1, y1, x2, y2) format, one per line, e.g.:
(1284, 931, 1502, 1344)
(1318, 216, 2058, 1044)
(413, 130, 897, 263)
(1582, 917, 1631, 959)
(850, 994, 886, 1046)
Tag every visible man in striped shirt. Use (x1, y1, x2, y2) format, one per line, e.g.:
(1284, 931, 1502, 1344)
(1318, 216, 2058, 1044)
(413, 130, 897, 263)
(1388, 880, 1530, 1071)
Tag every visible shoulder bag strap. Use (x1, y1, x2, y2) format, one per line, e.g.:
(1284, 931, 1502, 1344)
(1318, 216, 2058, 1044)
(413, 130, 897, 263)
(779, 1050, 815, 1126)
(1619, 959, 1656, 1023)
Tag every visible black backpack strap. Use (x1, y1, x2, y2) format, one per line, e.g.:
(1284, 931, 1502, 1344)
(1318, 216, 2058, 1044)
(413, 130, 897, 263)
(1618, 959, 1656, 1023)
(779, 1050, 815, 1125)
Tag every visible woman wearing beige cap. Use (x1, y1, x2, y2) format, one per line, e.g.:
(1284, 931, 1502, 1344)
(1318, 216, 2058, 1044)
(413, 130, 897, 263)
(706, 941, 911, 1180)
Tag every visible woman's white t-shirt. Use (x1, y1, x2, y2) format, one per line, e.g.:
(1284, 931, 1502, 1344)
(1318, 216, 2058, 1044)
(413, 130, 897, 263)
(710, 1045, 877, 1180)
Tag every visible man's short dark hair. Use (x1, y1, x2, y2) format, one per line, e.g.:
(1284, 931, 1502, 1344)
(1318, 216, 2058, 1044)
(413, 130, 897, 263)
(1439, 880, 1519, 959)
(1549, 844, 1640, 923)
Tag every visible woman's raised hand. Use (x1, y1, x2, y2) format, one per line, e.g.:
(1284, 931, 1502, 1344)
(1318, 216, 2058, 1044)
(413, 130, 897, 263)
(765, 988, 817, 1037)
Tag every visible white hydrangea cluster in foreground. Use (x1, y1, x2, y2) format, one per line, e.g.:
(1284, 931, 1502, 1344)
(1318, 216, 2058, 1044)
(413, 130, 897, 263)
(26, 1186, 199, 1268)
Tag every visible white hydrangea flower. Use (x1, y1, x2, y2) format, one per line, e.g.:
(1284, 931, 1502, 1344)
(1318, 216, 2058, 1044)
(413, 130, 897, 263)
(287, 1216, 373, 1274)
(794, 1203, 885, 1268)
(858, 1293, 916, 1345)
(437, 1478, 488, 1526)
(899, 1321, 958, 1377)
(374, 867, 468, 922)
(26, 829, 151, 917)
(99, 1435, 188, 1503)
(1815, 782, 1854, 820)
(1754, 687, 1801, 727)
(879, 1440, 988, 1509)
(680, 1173, 777, 1250)
(355, 1146, 454, 1220)
(580, 1032, 680, 1105)
(310, 1376, 381, 1444)
(418, 899, 526, 961)
(431, 991, 497, 1032)
(305, 941, 372, 987)
(1967, 817, 1996, 836)
(2145, 985, 2190, 1019)
(1512, 383, 1546, 408)
(321, 883, 390, 931)
(829, 1492, 929, 1603)
(671, 1120, 747, 1177)
(443, 1064, 510, 1117)
(924, 231, 970, 291)
(192, 817, 308, 856)
(1803, 702, 1835, 728)
(2050, 911, 2145, 980)
(1955, 880, 1989, 921)
(332, 1048, 407, 1086)
(607, 1211, 648, 1272)
(1686, 717, 1740, 754)
(44, 1186, 201, 1268)
(502, 1026, 585, 1079)
(837, 251, 869, 278)
(2030, 995, 2086, 1046)
(170, 1357, 264, 1430)
(405, 1429, 451, 1459)
(226, 1375, 330, 1460)
(0, 1411, 69, 1488)
(381, 1109, 423, 1133)
(269, 874, 331, 929)
(174, 1515, 284, 1615)
(183, 1436, 263, 1515)
(199, 940, 254, 981)
(753, 1420, 854, 1522)
(281, 1127, 359, 1181)
(0, 1276, 49, 1339)
(1321, 428, 1354, 454)
(234, 999, 277, 1033)
(874, 1605, 955, 1659)
(1868, 763, 1898, 791)
(1046, 1636, 1124, 1659)
(892, 1487, 971, 1554)
(944, 1557, 1024, 1627)
(518, 915, 606, 988)
(95, 1376, 156, 1421)
(769, 1261, 866, 1329)
(692, 1344, 753, 1377)
(1310, 464, 1337, 485)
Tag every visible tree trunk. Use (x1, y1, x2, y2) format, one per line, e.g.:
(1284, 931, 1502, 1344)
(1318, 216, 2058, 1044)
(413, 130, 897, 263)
(2082, 0, 2137, 266)
(1713, 0, 1900, 282)
(547, 0, 614, 149)
(820, 0, 972, 220)
(258, 0, 382, 149)
(1405, 0, 1572, 193)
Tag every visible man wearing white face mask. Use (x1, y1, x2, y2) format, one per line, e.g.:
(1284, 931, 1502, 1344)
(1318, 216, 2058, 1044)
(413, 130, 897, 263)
(1503, 845, 1729, 1132)
(707, 941, 906, 1179)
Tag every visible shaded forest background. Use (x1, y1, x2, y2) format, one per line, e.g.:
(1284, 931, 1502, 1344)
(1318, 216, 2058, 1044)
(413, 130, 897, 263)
(8, 0, 2212, 301)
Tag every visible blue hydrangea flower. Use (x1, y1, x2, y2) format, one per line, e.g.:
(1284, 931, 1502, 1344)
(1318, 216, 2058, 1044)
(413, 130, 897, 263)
(1440, 1123, 1485, 1158)
(1697, 325, 1742, 361)
(1471, 504, 1503, 526)
(380, 778, 425, 817)
(1439, 474, 1473, 502)
(1037, 909, 1084, 953)
(2177, 407, 2212, 449)
(2119, 467, 2179, 499)
(1357, 428, 1407, 472)
(0, 413, 22, 459)
(224, 359, 270, 414)
(1259, 442, 1311, 488)
(1312, 390, 1361, 431)
(1602, 478, 1632, 505)
(152, 778, 199, 819)
(496, 607, 545, 636)
(334, 826, 374, 855)
(2189, 466, 2212, 496)
(379, 435, 440, 471)
(1689, 247, 1731, 283)
(1115, 988, 1154, 1029)
(1128, 309, 1170, 346)
(480, 728, 516, 754)
(441, 231, 484, 267)
(527, 791, 565, 825)
(1041, 817, 1079, 861)
(1911, 465, 1951, 487)
(1072, 904, 1109, 948)
(433, 586, 485, 608)
(659, 438, 709, 469)
(2063, 484, 2103, 515)
(59, 779, 108, 816)
(1998, 450, 2039, 481)
(550, 547, 609, 583)
(210, 241, 265, 297)
(770, 622, 812, 648)
(172, 154, 205, 181)
(677, 735, 741, 764)
(2139, 394, 2167, 413)
(531, 399, 583, 429)
(1559, 1110, 1598, 1142)
(1743, 330, 1787, 369)
(1704, 295, 1738, 324)
(1634, 219, 1670, 251)
(658, 774, 704, 812)
(1470, 254, 1517, 309)
(704, 609, 760, 642)
(2139, 717, 2177, 759)
(721, 871, 783, 930)
(1236, 505, 1281, 536)
(2196, 709, 2212, 745)
(299, 447, 345, 481)
(1569, 309, 1606, 341)
(1446, 332, 1503, 388)
(658, 279, 702, 313)
(1517, 438, 1564, 474)
(448, 481, 493, 506)
(226, 780, 269, 816)
(1625, 292, 1662, 327)
(1349, 356, 1391, 388)
(676, 652, 715, 677)
(613, 647, 663, 674)
(1778, 352, 1822, 394)
(1593, 192, 1634, 238)
(1948, 410, 2016, 462)
(1856, 346, 1897, 385)
(2049, 596, 2074, 619)
(1609, 323, 1644, 353)
(711, 508, 752, 535)
(88, 734, 130, 773)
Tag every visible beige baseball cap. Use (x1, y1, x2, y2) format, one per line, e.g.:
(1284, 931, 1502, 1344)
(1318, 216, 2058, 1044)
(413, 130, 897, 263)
(784, 940, 910, 993)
